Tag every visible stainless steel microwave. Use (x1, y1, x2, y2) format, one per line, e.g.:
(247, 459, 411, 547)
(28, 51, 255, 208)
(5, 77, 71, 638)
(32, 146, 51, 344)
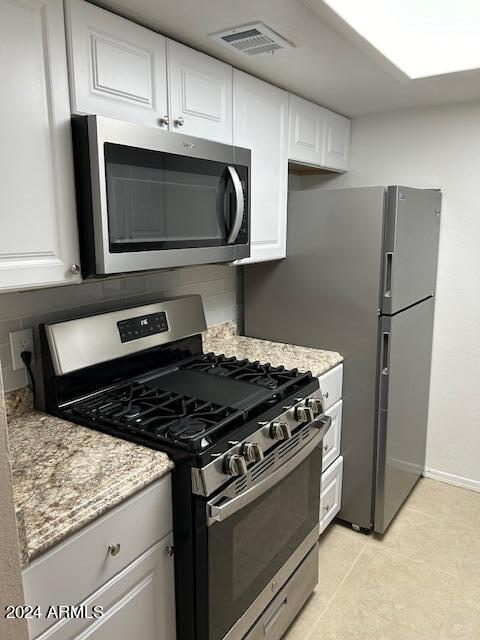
(71, 115, 250, 277)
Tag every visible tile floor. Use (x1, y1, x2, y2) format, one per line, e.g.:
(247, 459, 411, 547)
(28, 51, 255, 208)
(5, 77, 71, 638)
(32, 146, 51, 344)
(285, 478, 480, 640)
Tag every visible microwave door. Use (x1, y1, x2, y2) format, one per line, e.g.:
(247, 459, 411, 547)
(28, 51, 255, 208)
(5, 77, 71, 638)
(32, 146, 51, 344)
(74, 115, 251, 275)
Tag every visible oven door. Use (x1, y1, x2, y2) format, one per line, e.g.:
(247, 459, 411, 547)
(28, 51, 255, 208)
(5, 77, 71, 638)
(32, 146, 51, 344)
(75, 115, 250, 275)
(201, 424, 326, 640)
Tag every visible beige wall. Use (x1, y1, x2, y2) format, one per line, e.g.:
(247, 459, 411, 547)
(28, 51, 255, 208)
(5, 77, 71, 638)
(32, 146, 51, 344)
(0, 365, 27, 640)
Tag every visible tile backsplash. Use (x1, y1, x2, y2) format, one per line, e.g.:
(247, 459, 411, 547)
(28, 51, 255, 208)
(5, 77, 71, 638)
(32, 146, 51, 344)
(0, 264, 242, 394)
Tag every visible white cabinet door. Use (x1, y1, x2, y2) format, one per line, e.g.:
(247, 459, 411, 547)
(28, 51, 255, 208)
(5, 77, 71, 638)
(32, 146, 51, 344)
(320, 455, 343, 534)
(65, 0, 168, 127)
(318, 364, 343, 411)
(322, 400, 342, 471)
(167, 40, 233, 143)
(322, 110, 351, 171)
(23, 476, 172, 638)
(0, 0, 80, 291)
(35, 536, 176, 640)
(233, 71, 289, 263)
(288, 94, 325, 166)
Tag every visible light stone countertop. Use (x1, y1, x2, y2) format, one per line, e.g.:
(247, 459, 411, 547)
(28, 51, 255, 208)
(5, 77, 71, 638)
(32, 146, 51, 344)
(7, 391, 173, 568)
(203, 322, 343, 378)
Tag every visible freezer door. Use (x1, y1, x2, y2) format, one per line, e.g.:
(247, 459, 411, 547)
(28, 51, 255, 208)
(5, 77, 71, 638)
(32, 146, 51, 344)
(382, 187, 441, 314)
(375, 296, 435, 534)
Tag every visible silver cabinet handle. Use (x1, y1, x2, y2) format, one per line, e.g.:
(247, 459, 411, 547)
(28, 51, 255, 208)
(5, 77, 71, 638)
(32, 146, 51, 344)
(226, 166, 244, 244)
(323, 443, 329, 452)
(108, 543, 121, 556)
(174, 116, 184, 127)
(322, 504, 331, 512)
(159, 115, 170, 127)
(70, 264, 80, 274)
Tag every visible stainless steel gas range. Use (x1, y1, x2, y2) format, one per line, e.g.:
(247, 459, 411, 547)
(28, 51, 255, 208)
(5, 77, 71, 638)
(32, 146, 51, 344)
(40, 296, 331, 640)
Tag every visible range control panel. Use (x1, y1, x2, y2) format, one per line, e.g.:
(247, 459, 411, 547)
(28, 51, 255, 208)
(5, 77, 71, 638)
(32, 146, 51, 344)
(117, 311, 169, 343)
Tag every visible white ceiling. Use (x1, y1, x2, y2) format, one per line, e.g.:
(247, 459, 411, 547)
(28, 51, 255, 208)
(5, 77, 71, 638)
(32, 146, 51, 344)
(94, 0, 480, 117)
(323, 0, 480, 80)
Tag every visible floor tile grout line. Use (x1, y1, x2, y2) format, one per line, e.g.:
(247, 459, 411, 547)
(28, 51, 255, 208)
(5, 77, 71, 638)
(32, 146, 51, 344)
(316, 532, 370, 621)
(363, 539, 461, 579)
(405, 503, 480, 529)
(335, 541, 452, 638)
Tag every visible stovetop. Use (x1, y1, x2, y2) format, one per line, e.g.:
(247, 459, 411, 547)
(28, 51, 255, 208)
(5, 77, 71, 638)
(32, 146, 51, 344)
(62, 353, 314, 456)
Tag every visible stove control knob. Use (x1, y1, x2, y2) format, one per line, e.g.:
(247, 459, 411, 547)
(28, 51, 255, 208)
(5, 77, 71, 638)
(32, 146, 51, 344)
(295, 405, 315, 423)
(241, 442, 264, 463)
(270, 422, 292, 440)
(306, 398, 323, 415)
(224, 453, 248, 477)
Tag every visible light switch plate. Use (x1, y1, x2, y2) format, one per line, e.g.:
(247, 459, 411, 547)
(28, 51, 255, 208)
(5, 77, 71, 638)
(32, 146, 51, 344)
(9, 328, 34, 370)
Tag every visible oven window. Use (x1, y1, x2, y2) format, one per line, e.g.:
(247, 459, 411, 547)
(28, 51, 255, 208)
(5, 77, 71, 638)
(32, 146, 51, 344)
(207, 449, 321, 640)
(104, 143, 246, 252)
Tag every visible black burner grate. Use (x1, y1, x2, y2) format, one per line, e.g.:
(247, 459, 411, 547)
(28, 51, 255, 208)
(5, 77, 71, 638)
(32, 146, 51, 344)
(70, 382, 241, 451)
(182, 353, 302, 390)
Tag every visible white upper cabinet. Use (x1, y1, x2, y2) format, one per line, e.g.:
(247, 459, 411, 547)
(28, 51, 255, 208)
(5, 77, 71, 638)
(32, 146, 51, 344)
(322, 110, 351, 171)
(0, 0, 80, 290)
(289, 94, 351, 172)
(289, 95, 325, 166)
(233, 71, 289, 263)
(65, 0, 168, 127)
(167, 40, 233, 143)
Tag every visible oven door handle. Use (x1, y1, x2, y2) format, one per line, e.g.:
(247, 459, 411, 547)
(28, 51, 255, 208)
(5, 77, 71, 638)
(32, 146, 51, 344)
(226, 166, 244, 244)
(207, 415, 332, 526)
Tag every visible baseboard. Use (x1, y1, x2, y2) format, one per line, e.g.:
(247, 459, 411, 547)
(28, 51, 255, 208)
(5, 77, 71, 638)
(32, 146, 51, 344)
(423, 467, 480, 493)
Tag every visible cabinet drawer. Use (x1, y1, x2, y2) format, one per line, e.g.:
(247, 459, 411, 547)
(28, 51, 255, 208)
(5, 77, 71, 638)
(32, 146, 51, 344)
(24, 476, 172, 638)
(322, 400, 342, 471)
(319, 456, 343, 534)
(33, 533, 175, 640)
(318, 364, 343, 411)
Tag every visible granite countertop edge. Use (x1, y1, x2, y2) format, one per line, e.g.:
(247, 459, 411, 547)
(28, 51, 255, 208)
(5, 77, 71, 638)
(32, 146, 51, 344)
(7, 403, 173, 569)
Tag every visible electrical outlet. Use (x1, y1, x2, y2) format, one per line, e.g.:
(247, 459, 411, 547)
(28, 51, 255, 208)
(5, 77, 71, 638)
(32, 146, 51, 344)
(9, 328, 35, 371)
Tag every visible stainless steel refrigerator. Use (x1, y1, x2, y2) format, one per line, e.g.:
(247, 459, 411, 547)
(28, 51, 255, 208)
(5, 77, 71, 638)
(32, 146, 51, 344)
(243, 186, 441, 533)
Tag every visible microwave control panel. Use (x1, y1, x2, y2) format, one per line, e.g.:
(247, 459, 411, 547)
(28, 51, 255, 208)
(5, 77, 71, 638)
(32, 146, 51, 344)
(117, 312, 169, 343)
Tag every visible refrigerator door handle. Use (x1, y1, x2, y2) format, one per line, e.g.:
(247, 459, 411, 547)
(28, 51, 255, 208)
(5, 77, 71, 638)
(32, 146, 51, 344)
(384, 253, 394, 299)
(381, 332, 390, 375)
(379, 331, 390, 410)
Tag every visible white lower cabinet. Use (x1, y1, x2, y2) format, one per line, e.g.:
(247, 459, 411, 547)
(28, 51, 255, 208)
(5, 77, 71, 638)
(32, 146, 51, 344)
(318, 364, 344, 534)
(233, 70, 289, 263)
(23, 477, 175, 640)
(0, 0, 80, 290)
(320, 456, 343, 534)
(322, 400, 342, 471)
(37, 535, 175, 640)
(318, 364, 343, 411)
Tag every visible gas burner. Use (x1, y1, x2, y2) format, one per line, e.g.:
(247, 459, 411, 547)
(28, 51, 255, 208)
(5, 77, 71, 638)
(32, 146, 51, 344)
(254, 377, 278, 389)
(168, 417, 207, 441)
(122, 404, 142, 419)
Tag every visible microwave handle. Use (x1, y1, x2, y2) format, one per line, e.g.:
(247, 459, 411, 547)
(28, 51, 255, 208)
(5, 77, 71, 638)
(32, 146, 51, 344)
(226, 166, 244, 244)
(207, 414, 332, 526)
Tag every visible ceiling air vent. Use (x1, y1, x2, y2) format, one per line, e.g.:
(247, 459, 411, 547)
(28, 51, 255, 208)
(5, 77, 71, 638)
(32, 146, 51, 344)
(209, 23, 293, 56)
